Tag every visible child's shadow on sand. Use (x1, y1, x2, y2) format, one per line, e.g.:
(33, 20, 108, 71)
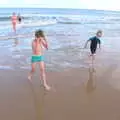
(86, 65, 96, 94)
(28, 81, 46, 120)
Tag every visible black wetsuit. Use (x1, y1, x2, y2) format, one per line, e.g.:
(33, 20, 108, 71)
(89, 36, 101, 54)
(18, 17, 22, 23)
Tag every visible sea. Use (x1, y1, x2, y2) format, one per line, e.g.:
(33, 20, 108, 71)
(0, 8, 120, 71)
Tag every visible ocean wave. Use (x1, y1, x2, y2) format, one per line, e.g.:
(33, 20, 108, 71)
(58, 21, 81, 24)
(109, 18, 120, 22)
(0, 19, 57, 31)
(56, 16, 81, 24)
(0, 16, 29, 21)
(0, 15, 100, 25)
(0, 16, 10, 21)
(0, 34, 33, 40)
(0, 14, 119, 27)
(21, 20, 57, 27)
(83, 21, 112, 24)
(0, 65, 14, 70)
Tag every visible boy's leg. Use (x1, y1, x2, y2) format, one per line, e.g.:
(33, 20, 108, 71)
(92, 54, 95, 63)
(28, 62, 36, 81)
(90, 47, 96, 64)
(39, 61, 51, 90)
(93, 47, 96, 61)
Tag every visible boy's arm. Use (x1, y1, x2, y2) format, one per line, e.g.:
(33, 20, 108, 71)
(98, 40, 101, 49)
(99, 43, 101, 49)
(84, 40, 90, 48)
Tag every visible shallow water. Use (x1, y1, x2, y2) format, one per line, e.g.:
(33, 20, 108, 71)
(0, 8, 120, 71)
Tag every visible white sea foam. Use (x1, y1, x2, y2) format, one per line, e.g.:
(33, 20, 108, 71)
(0, 65, 14, 70)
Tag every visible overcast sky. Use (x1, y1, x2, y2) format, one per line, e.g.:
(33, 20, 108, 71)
(0, 0, 120, 11)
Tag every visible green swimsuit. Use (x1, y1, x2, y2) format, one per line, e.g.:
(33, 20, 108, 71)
(31, 55, 44, 63)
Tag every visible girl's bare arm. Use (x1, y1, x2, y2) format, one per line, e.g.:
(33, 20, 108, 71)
(32, 41, 35, 52)
(41, 37, 48, 50)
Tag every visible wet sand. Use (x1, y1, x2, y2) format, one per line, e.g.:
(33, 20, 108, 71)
(0, 63, 120, 120)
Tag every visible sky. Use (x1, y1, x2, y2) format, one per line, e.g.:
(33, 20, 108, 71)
(0, 0, 120, 11)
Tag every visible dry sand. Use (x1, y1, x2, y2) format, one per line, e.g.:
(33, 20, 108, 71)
(0, 63, 120, 120)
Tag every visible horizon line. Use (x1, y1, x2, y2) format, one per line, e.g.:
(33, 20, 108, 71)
(0, 7, 120, 12)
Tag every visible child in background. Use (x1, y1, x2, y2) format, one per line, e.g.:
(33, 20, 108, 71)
(11, 12, 17, 33)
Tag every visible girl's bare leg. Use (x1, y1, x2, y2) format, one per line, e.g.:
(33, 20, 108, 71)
(39, 61, 51, 91)
(28, 63, 36, 81)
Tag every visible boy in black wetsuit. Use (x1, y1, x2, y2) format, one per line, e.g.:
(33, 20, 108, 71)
(17, 14, 22, 24)
(84, 30, 103, 61)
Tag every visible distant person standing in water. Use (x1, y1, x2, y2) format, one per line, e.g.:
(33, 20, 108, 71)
(17, 14, 22, 24)
(84, 30, 103, 63)
(11, 12, 17, 33)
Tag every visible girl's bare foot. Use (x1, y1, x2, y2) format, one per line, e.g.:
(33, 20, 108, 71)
(44, 84, 51, 91)
(28, 75, 32, 82)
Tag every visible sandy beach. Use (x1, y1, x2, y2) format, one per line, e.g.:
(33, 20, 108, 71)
(1, 61, 120, 120)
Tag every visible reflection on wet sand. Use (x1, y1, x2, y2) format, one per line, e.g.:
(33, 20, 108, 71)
(86, 64, 96, 93)
(12, 38, 21, 52)
(28, 81, 45, 120)
(14, 38, 19, 47)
